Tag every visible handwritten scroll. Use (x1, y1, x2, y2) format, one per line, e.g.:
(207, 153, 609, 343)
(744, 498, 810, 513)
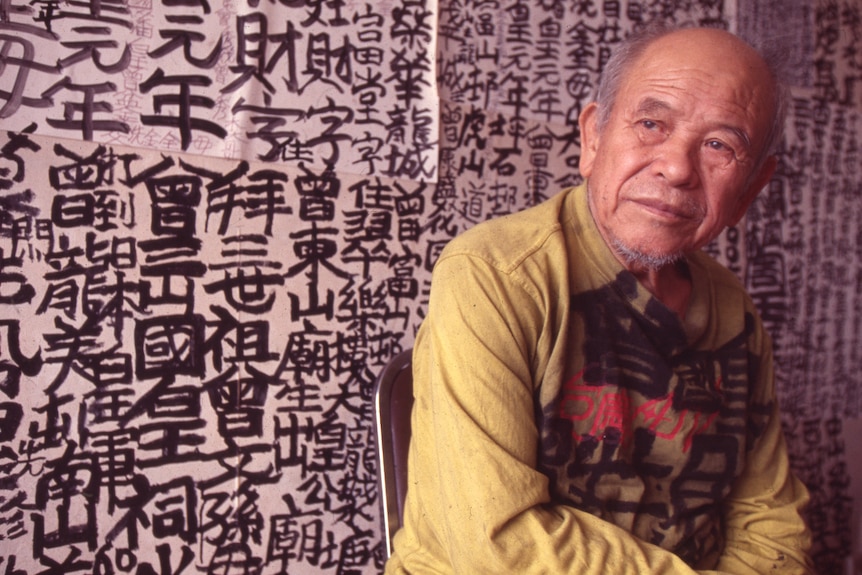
(0, 0, 439, 180)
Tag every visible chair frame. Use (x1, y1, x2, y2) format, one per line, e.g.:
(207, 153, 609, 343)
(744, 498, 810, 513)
(373, 348, 414, 558)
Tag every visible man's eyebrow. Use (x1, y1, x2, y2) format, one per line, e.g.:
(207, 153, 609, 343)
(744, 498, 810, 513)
(635, 97, 672, 117)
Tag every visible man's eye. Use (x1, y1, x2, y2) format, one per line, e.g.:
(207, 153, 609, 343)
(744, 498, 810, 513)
(636, 120, 665, 143)
(706, 140, 734, 154)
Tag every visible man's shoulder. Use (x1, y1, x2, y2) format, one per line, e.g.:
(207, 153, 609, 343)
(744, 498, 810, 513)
(688, 250, 747, 293)
(687, 250, 761, 323)
(438, 189, 574, 272)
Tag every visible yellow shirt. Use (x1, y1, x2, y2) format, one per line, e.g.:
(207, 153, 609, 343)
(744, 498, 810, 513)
(385, 183, 813, 574)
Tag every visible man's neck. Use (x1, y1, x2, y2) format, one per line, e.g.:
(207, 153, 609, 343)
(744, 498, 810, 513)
(628, 262, 693, 320)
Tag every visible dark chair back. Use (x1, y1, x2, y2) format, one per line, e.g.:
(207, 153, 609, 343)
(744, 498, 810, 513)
(373, 348, 414, 558)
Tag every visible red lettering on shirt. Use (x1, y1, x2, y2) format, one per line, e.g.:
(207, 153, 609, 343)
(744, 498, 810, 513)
(560, 368, 720, 452)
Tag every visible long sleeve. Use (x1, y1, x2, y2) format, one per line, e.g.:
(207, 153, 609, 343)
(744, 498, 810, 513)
(708, 336, 814, 574)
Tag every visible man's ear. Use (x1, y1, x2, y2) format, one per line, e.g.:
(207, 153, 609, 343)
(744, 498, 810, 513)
(578, 102, 601, 177)
(730, 155, 778, 225)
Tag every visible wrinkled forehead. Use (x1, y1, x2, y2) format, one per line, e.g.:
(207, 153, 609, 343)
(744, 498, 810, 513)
(623, 30, 777, 142)
(637, 30, 774, 91)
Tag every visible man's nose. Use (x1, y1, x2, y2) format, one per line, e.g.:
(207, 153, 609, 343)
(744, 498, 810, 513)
(653, 137, 700, 188)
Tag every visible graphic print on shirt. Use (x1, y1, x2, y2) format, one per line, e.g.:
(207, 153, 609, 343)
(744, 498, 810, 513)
(537, 272, 772, 566)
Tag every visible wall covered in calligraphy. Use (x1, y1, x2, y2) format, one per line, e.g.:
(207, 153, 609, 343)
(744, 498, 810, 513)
(0, 0, 859, 574)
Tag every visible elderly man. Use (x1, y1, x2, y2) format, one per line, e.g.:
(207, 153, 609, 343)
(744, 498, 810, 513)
(385, 25, 814, 574)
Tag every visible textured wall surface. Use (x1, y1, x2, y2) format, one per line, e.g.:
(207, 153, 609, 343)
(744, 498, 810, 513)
(0, 0, 859, 573)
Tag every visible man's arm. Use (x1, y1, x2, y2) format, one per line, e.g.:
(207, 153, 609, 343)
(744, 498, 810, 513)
(709, 332, 814, 574)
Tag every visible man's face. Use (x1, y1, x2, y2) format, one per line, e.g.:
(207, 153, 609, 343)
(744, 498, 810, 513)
(578, 29, 778, 269)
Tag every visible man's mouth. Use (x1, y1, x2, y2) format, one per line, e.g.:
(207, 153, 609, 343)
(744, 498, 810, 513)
(631, 197, 700, 221)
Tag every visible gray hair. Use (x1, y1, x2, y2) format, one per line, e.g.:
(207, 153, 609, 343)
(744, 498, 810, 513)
(593, 23, 789, 162)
